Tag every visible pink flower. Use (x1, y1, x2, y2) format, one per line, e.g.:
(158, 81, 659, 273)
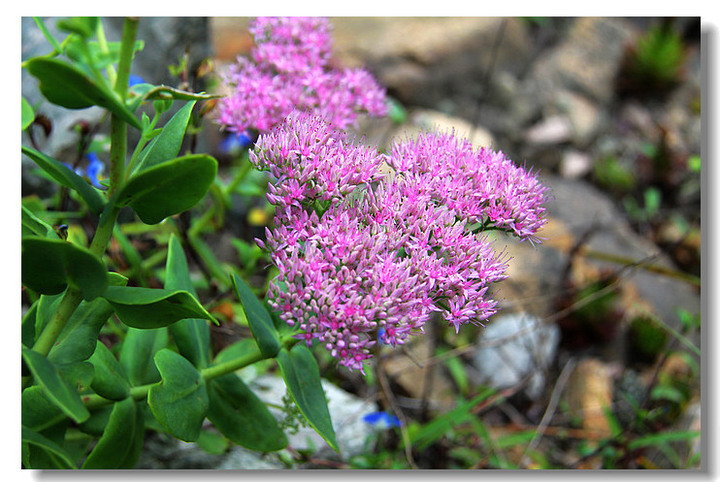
(253, 114, 548, 371)
(217, 17, 387, 136)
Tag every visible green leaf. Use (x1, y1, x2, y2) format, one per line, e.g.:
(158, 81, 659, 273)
(116, 154, 218, 225)
(25, 58, 141, 129)
(22, 300, 39, 349)
(207, 374, 288, 452)
(81, 398, 138, 469)
(22, 237, 108, 300)
(196, 429, 230, 455)
(119, 327, 168, 386)
(134, 101, 195, 173)
(22, 425, 77, 469)
(102, 285, 217, 329)
(76, 405, 113, 436)
(21, 385, 67, 432)
(56, 361, 94, 394)
(165, 233, 210, 368)
(21, 204, 59, 239)
(22, 146, 105, 214)
(56, 16, 99, 38)
(21, 346, 90, 424)
(48, 296, 116, 365)
(148, 349, 208, 442)
(22, 96, 35, 130)
(231, 273, 280, 358)
(628, 430, 701, 451)
(88, 341, 131, 400)
(276, 344, 338, 452)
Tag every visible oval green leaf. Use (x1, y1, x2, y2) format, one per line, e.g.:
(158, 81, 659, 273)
(25, 58, 141, 129)
(21, 385, 67, 432)
(48, 296, 116, 365)
(21, 346, 90, 424)
(165, 234, 210, 368)
(231, 273, 279, 358)
(81, 398, 138, 469)
(133, 101, 195, 173)
(102, 285, 217, 329)
(116, 154, 218, 225)
(22, 237, 108, 300)
(148, 349, 208, 442)
(22, 146, 105, 214)
(207, 374, 288, 452)
(276, 344, 338, 452)
(88, 341, 131, 401)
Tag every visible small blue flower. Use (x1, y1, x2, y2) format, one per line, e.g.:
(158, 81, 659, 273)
(377, 327, 386, 345)
(128, 74, 146, 87)
(219, 131, 253, 154)
(85, 152, 105, 189)
(362, 411, 402, 429)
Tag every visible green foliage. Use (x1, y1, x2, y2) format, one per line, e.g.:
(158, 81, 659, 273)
(26, 57, 141, 129)
(232, 272, 280, 358)
(21, 347, 90, 424)
(206, 373, 288, 452)
(277, 344, 338, 452)
(593, 155, 636, 193)
(22, 237, 108, 300)
(81, 398, 142, 468)
(115, 154, 218, 225)
(148, 349, 209, 442)
(102, 286, 217, 329)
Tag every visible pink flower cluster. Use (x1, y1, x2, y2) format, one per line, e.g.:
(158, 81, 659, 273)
(388, 133, 549, 243)
(217, 17, 388, 136)
(251, 112, 549, 371)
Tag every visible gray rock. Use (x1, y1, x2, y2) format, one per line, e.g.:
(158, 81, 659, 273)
(470, 312, 560, 400)
(529, 18, 636, 104)
(544, 175, 701, 337)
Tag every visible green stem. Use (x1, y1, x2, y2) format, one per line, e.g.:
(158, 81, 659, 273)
(30, 287, 84, 358)
(108, 115, 127, 198)
(114, 17, 138, 100)
(107, 17, 139, 196)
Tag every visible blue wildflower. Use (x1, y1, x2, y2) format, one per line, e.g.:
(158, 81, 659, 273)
(219, 131, 253, 154)
(128, 74, 146, 87)
(362, 411, 402, 429)
(85, 152, 105, 189)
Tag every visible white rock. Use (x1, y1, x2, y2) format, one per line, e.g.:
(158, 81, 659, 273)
(471, 312, 559, 400)
(560, 149, 593, 179)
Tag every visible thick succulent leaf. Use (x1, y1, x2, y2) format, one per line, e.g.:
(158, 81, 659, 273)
(102, 285, 217, 329)
(276, 344, 338, 452)
(147, 349, 208, 442)
(231, 273, 279, 358)
(115, 154, 218, 225)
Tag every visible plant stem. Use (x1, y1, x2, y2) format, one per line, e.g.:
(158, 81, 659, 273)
(30, 287, 84, 358)
(108, 17, 139, 197)
(114, 17, 138, 100)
